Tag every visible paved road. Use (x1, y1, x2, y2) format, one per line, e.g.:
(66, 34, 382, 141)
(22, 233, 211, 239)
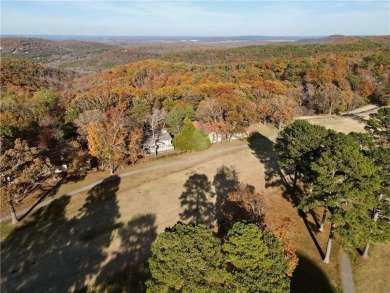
(1, 144, 247, 223)
(297, 104, 378, 120)
(341, 251, 356, 293)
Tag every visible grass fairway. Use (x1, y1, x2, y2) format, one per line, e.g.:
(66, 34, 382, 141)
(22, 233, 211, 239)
(2, 116, 388, 292)
(307, 116, 367, 133)
(352, 244, 390, 293)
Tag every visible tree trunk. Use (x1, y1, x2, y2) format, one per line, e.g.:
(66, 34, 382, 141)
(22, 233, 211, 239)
(110, 158, 115, 174)
(8, 199, 18, 225)
(363, 210, 380, 259)
(362, 243, 370, 259)
(292, 166, 298, 196)
(324, 222, 336, 264)
(319, 206, 328, 232)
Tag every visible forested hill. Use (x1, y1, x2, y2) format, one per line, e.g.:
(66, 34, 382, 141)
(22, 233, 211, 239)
(1, 58, 78, 98)
(161, 37, 389, 65)
(0, 38, 113, 66)
(68, 49, 390, 115)
(1, 36, 389, 72)
(1, 37, 389, 154)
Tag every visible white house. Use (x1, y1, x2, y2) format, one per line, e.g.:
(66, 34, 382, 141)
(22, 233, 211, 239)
(143, 129, 174, 154)
(192, 121, 247, 143)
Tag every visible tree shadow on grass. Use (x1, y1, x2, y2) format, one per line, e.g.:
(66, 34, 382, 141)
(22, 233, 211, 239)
(247, 132, 325, 259)
(17, 175, 66, 221)
(291, 253, 336, 293)
(247, 132, 290, 192)
(93, 213, 157, 293)
(179, 173, 215, 226)
(1, 175, 121, 293)
(212, 165, 240, 236)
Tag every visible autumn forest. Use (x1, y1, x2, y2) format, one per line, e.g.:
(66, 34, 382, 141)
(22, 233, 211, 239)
(1, 35, 390, 292)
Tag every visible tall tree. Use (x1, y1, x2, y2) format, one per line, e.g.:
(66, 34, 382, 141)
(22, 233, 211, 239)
(299, 133, 380, 263)
(131, 96, 151, 125)
(127, 127, 144, 166)
(274, 120, 329, 194)
(166, 103, 196, 135)
(147, 108, 167, 156)
(0, 139, 53, 224)
(172, 119, 211, 151)
(196, 98, 224, 142)
(86, 108, 139, 174)
(364, 107, 390, 147)
(220, 95, 255, 138)
(316, 84, 343, 115)
(146, 223, 229, 292)
(266, 95, 296, 129)
(361, 147, 390, 258)
(223, 222, 290, 293)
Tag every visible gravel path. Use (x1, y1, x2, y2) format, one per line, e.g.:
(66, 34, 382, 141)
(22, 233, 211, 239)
(0, 144, 247, 223)
(341, 251, 356, 293)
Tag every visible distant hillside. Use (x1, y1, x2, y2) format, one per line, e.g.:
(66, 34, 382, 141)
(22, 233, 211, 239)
(0, 37, 114, 73)
(298, 35, 390, 45)
(0, 58, 78, 97)
(1, 36, 389, 72)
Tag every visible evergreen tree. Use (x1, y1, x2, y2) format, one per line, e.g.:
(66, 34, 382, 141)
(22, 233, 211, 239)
(299, 133, 380, 263)
(361, 147, 390, 258)
(274, 120, 328, 193)
(173, 119, 211, 151)
(166, 104, 196, 135)
(146, 223, 229, 292)
(191, 128, 212, 151)
(364, 107, 390, 147)
(223, 222, 290, 293)
(131, 97, 151, 125)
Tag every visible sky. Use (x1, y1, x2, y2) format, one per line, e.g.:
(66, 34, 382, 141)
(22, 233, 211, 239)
(1, 0, 389, 36)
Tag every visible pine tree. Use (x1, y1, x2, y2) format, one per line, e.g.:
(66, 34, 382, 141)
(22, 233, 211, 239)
(364, 107, 390, 147)
(361, 147, 390, 258)
(146, 223, 229, 292)
(274, 120, 328, 194)
(166, 103, 196, 135)
(173, 119, 211, 151)
(222, 222, 290, 293)
(299, 133, 380, 263)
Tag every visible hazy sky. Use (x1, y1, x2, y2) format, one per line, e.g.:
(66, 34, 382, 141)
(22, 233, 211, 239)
(1, 1, 389, 36)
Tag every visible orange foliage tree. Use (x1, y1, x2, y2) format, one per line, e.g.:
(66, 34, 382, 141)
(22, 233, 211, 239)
(86, 107, 142, 174)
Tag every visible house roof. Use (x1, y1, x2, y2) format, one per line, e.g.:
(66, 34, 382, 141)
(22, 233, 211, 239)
(192, 121, 202, 129)
(192, 121, 214, 135)
(144, 129, 172, 146)
(159, 129, 172, 141)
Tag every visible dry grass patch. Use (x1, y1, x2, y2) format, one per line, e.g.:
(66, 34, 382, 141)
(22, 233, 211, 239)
(308, 116, 367, 133)
(2, 121, 364, 292)
(352, 243, 390, 293)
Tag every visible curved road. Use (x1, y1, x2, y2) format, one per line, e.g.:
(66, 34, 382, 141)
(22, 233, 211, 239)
(1, 134, 358, 293)
(0, 143, 248, 223)
(4, 105, 378, 224)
